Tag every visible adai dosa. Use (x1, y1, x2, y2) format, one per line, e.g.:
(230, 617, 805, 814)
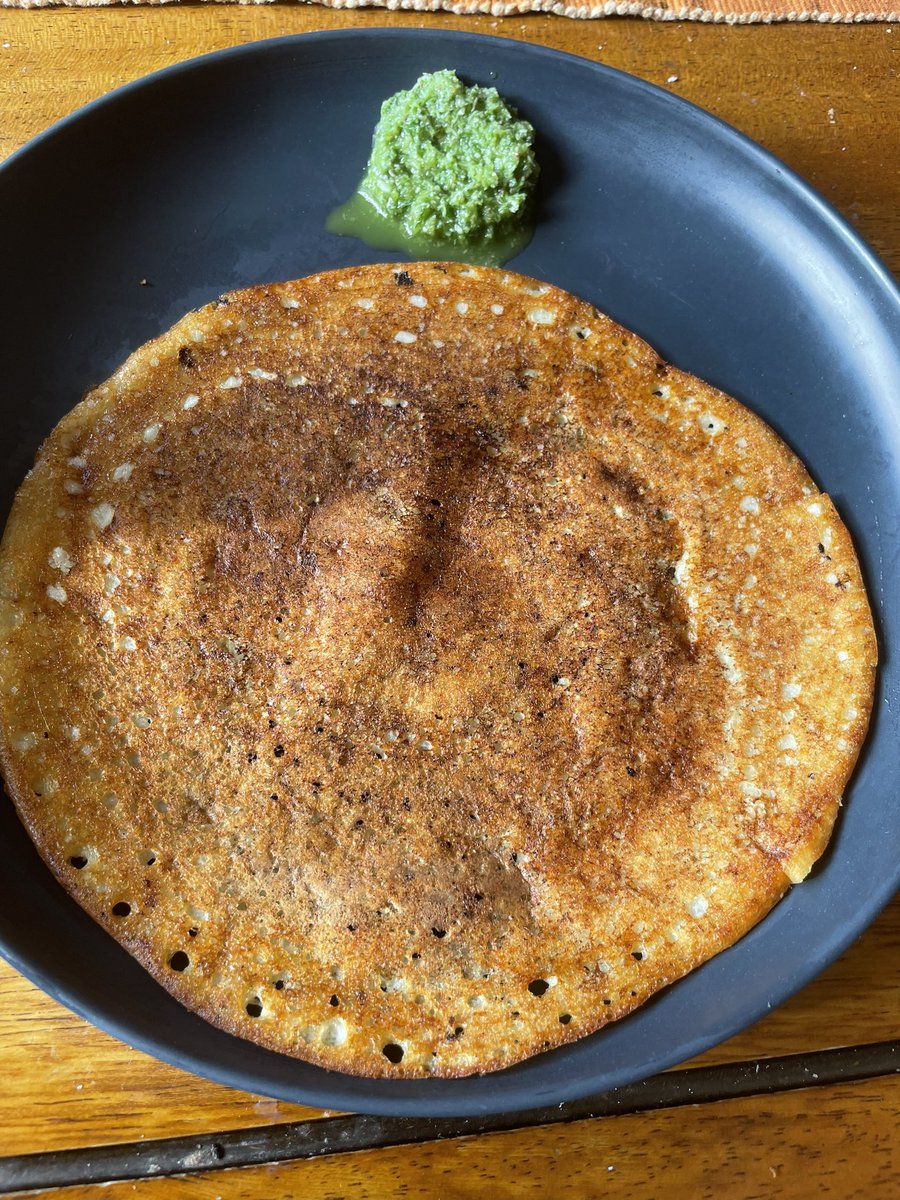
(0, 264, 876, 1077)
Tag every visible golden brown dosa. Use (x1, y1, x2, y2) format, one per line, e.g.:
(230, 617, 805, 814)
(0, 264, 876, 1076)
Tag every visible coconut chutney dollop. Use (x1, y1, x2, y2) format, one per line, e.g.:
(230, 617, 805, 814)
(327, 70, 539, 266)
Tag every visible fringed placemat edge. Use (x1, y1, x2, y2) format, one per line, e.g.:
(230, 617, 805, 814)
(1, 0, 898, 20)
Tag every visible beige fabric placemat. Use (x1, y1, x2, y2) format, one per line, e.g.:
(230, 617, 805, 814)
(3, 0, 898, 21)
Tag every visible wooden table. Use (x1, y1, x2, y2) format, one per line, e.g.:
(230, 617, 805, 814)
(0, 8, 897, 1197)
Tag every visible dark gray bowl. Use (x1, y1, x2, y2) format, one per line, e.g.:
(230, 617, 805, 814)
(0, 30, 897, 1117)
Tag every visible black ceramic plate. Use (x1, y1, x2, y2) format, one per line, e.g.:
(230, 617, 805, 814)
(0, 31, 898, 1118)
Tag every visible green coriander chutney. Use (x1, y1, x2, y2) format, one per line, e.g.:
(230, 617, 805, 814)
(327, 70, 539, 267)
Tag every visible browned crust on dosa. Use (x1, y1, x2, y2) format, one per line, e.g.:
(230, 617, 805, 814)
(0, 264, 876, 1077)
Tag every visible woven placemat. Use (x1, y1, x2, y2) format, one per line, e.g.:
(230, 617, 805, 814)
(3, 0, 898, 20)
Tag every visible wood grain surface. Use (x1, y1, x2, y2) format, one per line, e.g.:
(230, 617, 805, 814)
(0, 8, 897, 1197)
(20, 1078, 900, 1199)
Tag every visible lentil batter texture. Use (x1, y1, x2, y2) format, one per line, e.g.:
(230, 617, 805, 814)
(0, 264, 876, 1077)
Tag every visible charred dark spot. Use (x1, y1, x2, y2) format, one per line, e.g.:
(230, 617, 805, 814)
(559, 1013, 573, 1025)
(528, 979, 550, 997)
(247, 752, 257, 763)
(112, 901, 131, 917)
(626, 766, 637, 777)
(273, 745, 285, 758)
(69, 855, 88, 869)
(330, 994, 340, 1006)
(178, 346, 196, 369)
(169, 951, 190, 972)
(394, 271, 413, 287)
(632, 951, 644, 961)
(382, 1042, 404, 1063)
(432, 927, 447, 939)
(245, 998, 263, 1018)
